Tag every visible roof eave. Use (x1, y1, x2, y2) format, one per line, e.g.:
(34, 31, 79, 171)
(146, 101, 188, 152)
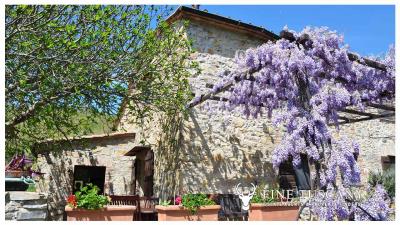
(166, 6, 280, 41)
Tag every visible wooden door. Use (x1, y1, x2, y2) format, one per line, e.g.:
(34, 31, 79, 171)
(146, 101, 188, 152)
(143, 150, 154, 196)
(133, 160, 138, 195)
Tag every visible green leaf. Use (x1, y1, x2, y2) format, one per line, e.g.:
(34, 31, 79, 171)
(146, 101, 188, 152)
(5, 5, 194, 159)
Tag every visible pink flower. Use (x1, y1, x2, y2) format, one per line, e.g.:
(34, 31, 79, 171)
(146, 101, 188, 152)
(175, 196, 182, 205)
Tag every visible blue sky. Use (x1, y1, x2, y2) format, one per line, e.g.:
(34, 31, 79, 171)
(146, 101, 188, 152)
(178, 5, 395, 57)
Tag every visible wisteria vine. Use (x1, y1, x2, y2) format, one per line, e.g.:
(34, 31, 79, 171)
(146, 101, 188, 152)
(192, 26, 395, 220)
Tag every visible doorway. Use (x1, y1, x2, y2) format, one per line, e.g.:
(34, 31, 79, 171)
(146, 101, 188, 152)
(129, 147, 154, 197)
(143, 150, 154, 197)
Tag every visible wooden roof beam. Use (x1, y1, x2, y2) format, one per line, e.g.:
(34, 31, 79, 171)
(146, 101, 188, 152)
(340, 109, 380, 117)
(333, 112, 395, 126)
(366, 102, 395, 111)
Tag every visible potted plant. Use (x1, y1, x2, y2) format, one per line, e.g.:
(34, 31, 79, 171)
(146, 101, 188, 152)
(5, 154, 43, 191)
(65, 183, 137, 221)
(156, 193, 221, 221)
(249, 184, 300, 221)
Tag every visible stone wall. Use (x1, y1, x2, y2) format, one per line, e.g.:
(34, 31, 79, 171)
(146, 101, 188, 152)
(333, 110, 395, 184)
(5, 192, 48, 221)
(184, 19, 266, 58)
(117, 21, 283, 196)
(118, 16, 395, 196)
(35, 134, 136, 220)
(179, 53, 284, 193)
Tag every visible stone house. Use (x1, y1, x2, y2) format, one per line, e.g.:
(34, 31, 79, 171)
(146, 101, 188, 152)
(34, 6, 395, 220)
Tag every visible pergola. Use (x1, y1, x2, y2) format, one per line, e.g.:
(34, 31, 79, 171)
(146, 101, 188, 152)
(186, 29, 395, 126)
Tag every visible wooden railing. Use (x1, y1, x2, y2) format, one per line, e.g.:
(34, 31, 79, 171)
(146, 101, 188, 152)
(108, 195, 140, 206)
(108, 195, 158, 221)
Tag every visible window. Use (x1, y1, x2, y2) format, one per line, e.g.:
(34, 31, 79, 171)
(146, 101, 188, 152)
(381, 155, 395, 171)
(73, 165, 106, 194)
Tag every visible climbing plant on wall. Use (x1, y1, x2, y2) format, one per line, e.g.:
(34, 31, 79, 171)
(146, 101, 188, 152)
(191, 26, 395, 221)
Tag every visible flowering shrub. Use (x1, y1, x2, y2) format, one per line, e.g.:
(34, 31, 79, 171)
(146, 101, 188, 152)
(368, 168, 395, 199)
(181, 193, 215, 214)
(67, 183, 110, 210)
(354, 185, 392, 221)
(175, 195, 182, 205)
(206, 26, 394, 220)
(308, 184, 393, 221)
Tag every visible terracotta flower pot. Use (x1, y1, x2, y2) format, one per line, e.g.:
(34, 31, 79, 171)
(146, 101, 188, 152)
(156, 205, 221, 221)
(249, 202, 300, 221)
(65, 205, 137, 221)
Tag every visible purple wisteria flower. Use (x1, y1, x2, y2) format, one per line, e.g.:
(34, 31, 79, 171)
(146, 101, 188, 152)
(207, 26, 395, 221)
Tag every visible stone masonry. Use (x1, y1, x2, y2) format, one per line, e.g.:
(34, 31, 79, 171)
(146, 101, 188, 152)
(5, 192, 48, 221)
(35, 133, 136, 220)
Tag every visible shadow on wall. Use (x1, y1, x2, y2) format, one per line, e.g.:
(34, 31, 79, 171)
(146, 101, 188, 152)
(178, 110, 276, 194)
(153, 115, 185, 201)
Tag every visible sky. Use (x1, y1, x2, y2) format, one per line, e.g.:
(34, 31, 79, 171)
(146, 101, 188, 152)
(178, 5, 395, 57)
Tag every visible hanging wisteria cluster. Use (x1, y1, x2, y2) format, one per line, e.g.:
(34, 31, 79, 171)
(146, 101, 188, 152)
(308, 184, 392, 220)
(196, 26, 395, 220)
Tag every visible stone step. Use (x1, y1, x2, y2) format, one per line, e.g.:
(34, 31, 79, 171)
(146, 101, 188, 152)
(16, 209, 47, 221)
(8, 191, 46, 201)
(23, 204, 48, 210)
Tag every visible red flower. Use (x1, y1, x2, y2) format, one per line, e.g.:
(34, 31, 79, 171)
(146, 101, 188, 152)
(67, 194, 77, 208)
(175, 196, 182, 205)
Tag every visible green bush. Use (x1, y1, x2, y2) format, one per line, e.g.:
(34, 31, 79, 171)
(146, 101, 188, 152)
(181, 193, 215, 214)
(368, 168, 395, 199)
(75, 183, 110, 210)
